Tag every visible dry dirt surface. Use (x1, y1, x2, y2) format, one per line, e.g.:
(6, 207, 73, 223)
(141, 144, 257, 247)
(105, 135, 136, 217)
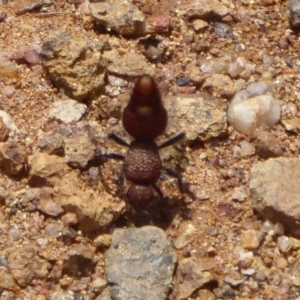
(1, 0, 300, 299)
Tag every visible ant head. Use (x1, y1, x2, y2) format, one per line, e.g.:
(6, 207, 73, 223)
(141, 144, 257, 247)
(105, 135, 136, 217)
(126, 184, 154, 207)
(122, 75, 168, 140)
(131, 76, 159, 106)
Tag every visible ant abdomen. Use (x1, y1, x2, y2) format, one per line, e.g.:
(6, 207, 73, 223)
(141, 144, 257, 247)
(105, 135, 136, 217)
(124, 140, 161, 184)
(126, 185, 154, 206)
(122, 76, 167, 140)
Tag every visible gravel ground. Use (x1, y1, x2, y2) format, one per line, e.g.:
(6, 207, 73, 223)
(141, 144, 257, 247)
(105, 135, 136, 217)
(1, 0, 300, 299)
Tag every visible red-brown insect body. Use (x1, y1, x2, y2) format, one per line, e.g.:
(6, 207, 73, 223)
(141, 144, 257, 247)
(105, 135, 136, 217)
(122, 76, 168, 141)
(105, 76, 186, 209)
(126, 185, 154, 206)
(124, 140, 161, 184)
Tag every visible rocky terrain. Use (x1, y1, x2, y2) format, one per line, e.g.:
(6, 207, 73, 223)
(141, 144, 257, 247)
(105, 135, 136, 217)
(1, 0, 300, 299)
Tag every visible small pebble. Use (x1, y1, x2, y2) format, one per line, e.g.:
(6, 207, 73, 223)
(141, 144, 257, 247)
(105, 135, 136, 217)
(274, 222, 284, 235)
(221, 284, 236, 297)
(232, 186, 248, 202)
(276, 257, 288, 269)
(200, 61, 214, 74)
(177, 76, 191, 86)
(8, 227, 21, 241)
(213, 22, 233, 39)
(45, 223, 63, 238)
(224, 277, 243, 287)
(196, 290, 216, 300)
(37, 238, 48, 248)
(174, 224, 195, 250)
(293, 276, 300, 286)
(261, 71, 273, 82)
(241, 268, 255, 275)
(93, 234, 112, 249)
(0, 117, 9, 142)
(174, 234, 187, 249)
(261, 220, 274, 233)
(143, 45, 164, 62)
(90, 277, 107, 294)
(285, 102, 298, 116)
(267, 270, 281, 286)
(240, 229, 260, 250)
(105, 85, 120, 97)
(0, 256, 7, 267)
(228, 92, 281, 137)
(62, 213, 78, 227)
(0, 12, 7, 22)
(277, 236, 293, 253)
(207, 246, 216, 256)
(0, 58, 20, 79)
(240, 140, 255, 156)
(49, 99, 87, 123)
(0, 110, 19, 135)
(79, 0, 90, 15)
(3, 86, 16, 98)
(88, 167, 100, 181)
(61, 227, 77, 245)
(288, 0, 300, 27)
(228, 57, 245, 78)
(22, 45, 41, 64)
(205, 226, 219, 236)
(108, 75, 128, 87)
(292, 237, 300, 249)
(39, 197, 64, 217)
(192, 19, 208, 31)
(255, 269, 265, 281)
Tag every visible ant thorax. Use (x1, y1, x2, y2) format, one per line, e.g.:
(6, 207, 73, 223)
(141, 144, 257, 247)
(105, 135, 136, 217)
(123, 140, 161, 184)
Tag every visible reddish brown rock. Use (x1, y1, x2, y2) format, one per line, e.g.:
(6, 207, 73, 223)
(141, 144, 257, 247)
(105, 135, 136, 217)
(62, 243, 97, 277)
(90, 0, 145, 36)
(41, 32, 108, 101)
(7, 246, 50, 287)
(175, 257, 217, 300)
(250, 158, 300, 237)
(0, 142, 27, 176)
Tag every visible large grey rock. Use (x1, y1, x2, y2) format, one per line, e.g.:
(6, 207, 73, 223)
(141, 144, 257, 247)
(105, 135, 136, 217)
(165, 94, 227, 141)
(105, 226, 177, 300)
(250, 158, 300, 237)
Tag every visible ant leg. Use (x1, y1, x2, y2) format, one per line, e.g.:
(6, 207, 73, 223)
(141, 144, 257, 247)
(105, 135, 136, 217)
(108, 132, 130, 147)
(102, 153, 125, 160)
(88, 150, 124, 167)
(152, 183, 169, 207)
(152, 183, 164, 199)
(162, 166, 186, 193)
(117, 171, 125, 196)
(163, 166, 195, 199)
(158, 132, 185, 149)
